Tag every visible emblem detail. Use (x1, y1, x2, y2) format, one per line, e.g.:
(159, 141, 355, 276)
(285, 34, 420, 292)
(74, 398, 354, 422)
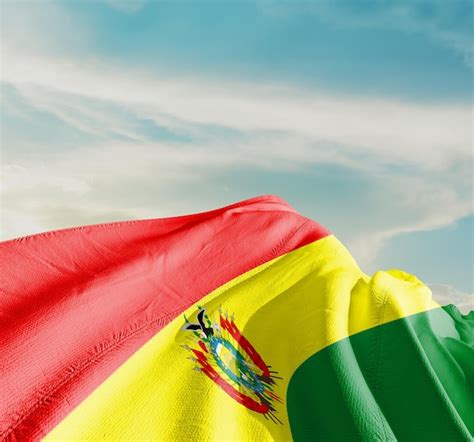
(181, 306, 282, 423)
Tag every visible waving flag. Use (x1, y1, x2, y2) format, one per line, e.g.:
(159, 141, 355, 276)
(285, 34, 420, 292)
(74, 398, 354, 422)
(1, 196, 472, 441)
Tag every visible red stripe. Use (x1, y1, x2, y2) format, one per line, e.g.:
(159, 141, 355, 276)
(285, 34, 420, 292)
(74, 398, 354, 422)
(0, 195, 328, 440)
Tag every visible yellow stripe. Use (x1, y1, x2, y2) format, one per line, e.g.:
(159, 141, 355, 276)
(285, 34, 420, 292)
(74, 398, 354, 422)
(46, 235, 438, 441)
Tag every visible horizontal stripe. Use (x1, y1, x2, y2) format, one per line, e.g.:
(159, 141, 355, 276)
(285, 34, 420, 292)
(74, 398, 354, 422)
(45, 236, 439, 441)
(288, 306, 474, 441)
(0, 195, 328, 440)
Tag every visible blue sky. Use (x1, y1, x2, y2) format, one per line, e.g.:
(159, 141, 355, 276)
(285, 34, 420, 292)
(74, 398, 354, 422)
(0, 0, 472, 309)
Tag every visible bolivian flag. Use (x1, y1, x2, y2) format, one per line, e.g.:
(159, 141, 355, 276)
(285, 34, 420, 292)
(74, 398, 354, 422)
(0, 196, 472, 441)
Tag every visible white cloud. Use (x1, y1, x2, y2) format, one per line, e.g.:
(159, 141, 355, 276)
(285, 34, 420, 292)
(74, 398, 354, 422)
(13, 85, 149, 142)
(1, 52, 472, 239)
(2, 51, 472, 169)
(0, 2, 93, 58)
(428, 284, 473, 314)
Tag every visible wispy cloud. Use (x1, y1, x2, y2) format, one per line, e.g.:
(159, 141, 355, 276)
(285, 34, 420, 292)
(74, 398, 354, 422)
(261, 0, 474, 68)
(1, 50, 472, 259)
(3, 51, 471, 167)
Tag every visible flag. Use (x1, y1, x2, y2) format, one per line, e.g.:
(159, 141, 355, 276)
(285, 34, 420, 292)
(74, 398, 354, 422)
(0, 195, 472, 441)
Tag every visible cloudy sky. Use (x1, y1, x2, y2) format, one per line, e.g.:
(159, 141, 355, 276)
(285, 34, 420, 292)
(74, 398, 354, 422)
(1, 0, 472, 310)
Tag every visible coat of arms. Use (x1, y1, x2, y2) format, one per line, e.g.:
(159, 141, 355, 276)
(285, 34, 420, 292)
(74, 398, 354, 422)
(181, 306, 282, 423)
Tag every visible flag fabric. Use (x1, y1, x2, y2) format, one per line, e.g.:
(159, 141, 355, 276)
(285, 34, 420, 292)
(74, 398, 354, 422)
(0, 195, 472, 441)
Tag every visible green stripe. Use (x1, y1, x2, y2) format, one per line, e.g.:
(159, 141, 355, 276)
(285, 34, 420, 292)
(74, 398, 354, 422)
(287, 306, 474, 441)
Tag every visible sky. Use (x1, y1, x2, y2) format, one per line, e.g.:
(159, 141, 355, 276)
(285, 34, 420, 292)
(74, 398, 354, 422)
(0, 0, 472, 311)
